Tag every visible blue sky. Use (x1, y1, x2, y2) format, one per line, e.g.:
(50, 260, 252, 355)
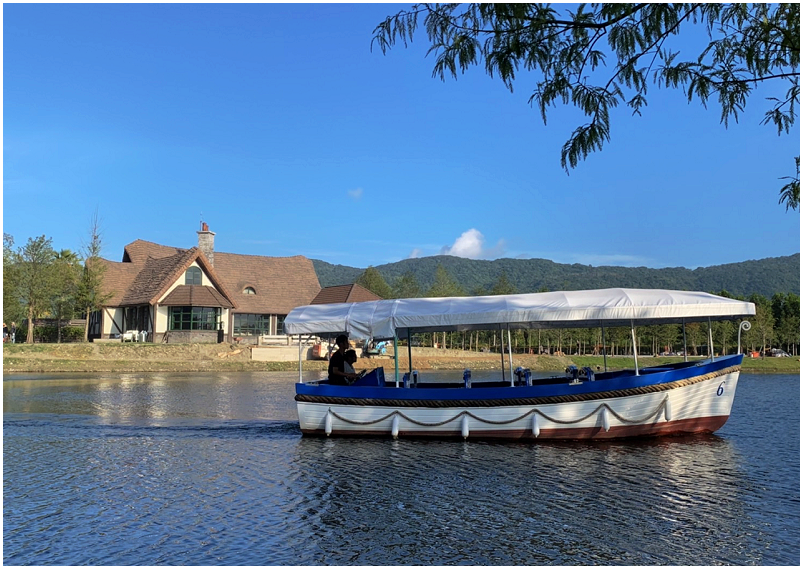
(3, 3, 798, 271)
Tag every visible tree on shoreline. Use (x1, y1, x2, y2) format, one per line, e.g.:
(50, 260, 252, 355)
(373, 3, 800, 211)
(77, 211, 113, 342)
(15, 235, 57, 344)
(51, 249, 81, 343)
(3, 234, 25, 328)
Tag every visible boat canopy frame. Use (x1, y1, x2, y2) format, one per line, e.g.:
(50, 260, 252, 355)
(286, 288, 755, 385)
(285, 288, 756, 340)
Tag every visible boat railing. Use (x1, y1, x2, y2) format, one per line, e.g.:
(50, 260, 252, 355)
(303, 356, 731, 390)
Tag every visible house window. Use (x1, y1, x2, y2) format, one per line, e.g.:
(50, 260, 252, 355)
(185, 267, 202, 285)
(233, 313, 271, 335)
(169, 307, 219, 331)
(243, 287, 256, 295)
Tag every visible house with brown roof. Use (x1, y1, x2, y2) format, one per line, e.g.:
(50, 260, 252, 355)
(311, 283, 383, 305)
(92, 224, 321, 343)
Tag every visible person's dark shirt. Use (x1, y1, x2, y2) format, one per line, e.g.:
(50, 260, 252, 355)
(328, 351, 347, 385)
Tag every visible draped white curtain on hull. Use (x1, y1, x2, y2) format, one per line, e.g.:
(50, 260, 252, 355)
(284, 288, 756, 340)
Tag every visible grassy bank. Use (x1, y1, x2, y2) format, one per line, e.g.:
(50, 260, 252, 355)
(3, 342, 799, 374)
(570, 355, 800, 374)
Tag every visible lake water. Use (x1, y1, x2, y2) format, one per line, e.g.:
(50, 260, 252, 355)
(4, 370, 800, 565)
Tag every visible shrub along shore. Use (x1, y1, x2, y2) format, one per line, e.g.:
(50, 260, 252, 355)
(3, 342, 799, 374)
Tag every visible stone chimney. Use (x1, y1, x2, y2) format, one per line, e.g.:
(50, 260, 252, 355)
(197, 222, 215, 266)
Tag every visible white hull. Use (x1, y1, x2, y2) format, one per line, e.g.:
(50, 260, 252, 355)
(297, 369, 740, 440)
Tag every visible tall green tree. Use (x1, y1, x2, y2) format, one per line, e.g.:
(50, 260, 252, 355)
(374, 3, 800, 210)
(772, 291, 800, 354)
(748, 293, 775, 353)
(785, 293, 800, 355)
(16, 235, 57, 344)
(3, 234, 25, 328)
(711, 320, 736, 356)
(426, 264, 464, 349)
(427, 264, 465, 297)
(651, 324, 679, 355)
(356, 266, 393, 299)
(685, 322, 704, 356)
(77, 211, 113, 341)
(490, 272, 517, 296)
(50, 250, 82, 343)
(471, 285, 489, 296)
(392, 270, 423, 298)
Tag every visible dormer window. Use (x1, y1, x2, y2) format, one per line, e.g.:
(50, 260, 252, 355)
(185, 267, 202, 285)
(243, 286, 256, 295)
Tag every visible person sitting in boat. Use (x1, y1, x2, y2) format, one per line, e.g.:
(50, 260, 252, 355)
(343, 349, 359, 375)
(328, 334, 361, 385)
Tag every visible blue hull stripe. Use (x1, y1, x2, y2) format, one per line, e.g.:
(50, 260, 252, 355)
(296, 354, 743, 402)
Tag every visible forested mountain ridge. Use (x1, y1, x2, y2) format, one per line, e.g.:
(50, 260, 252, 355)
(312, 253, 800, 297)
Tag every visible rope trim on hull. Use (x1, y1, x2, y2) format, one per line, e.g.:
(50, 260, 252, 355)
(295, 365, 740, 408)
(300, 415, 730, 440)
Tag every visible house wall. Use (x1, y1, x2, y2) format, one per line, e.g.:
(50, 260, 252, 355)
(100, 306, 153, 340)
(155, 305, 170, 338)
(165, 330, 220, 344)
(102, 307, 125, 337)
(158, 262, 213, 299)
(153, 307, 231, 343)
(152, 265, 231, 343)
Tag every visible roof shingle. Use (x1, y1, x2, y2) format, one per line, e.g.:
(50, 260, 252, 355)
(311, 283, 383, 304)
(101, 239, 320, 315)
(213, 253, 321, 314)
(160, 285, 234, 308)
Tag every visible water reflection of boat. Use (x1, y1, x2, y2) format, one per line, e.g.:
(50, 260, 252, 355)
(285, 288, 755, 440)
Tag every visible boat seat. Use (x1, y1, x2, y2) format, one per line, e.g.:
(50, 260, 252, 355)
(352, 367, 385, 387)
(514, 367, 532, 386)
(402, 370, 419, 388)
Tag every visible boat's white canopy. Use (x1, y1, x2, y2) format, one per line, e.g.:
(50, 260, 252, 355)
(284, 288, 756, 340)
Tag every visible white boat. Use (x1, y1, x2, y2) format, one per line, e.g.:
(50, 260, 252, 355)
(284, 288, 755, 440)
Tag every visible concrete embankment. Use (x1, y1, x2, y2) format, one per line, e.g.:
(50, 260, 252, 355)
(3, 342, 798, 374)
(2, 342, 574, 374)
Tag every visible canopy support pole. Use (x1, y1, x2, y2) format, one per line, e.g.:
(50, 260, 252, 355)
(601, 323, 608, 372)
(407, 329, 413, 385)
(394, 331, 400, 387)
(682, 320, 688, 362)
(507, 326, 514, 386)
(500, 326, 506, 382)
(631, 322, 639, 376)
(708, 318, 714, 361)
(298, 334, 304, 384)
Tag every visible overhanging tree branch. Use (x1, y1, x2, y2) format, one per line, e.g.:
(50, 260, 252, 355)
(373, 3, 800, 212)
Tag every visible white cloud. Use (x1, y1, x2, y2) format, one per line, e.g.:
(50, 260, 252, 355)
(347, 187, 363, 200)
(408, 248, 423, 259)
(440, 229, 506, 260)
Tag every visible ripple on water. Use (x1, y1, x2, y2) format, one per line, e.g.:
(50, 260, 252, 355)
(4, 372, 800, 565)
